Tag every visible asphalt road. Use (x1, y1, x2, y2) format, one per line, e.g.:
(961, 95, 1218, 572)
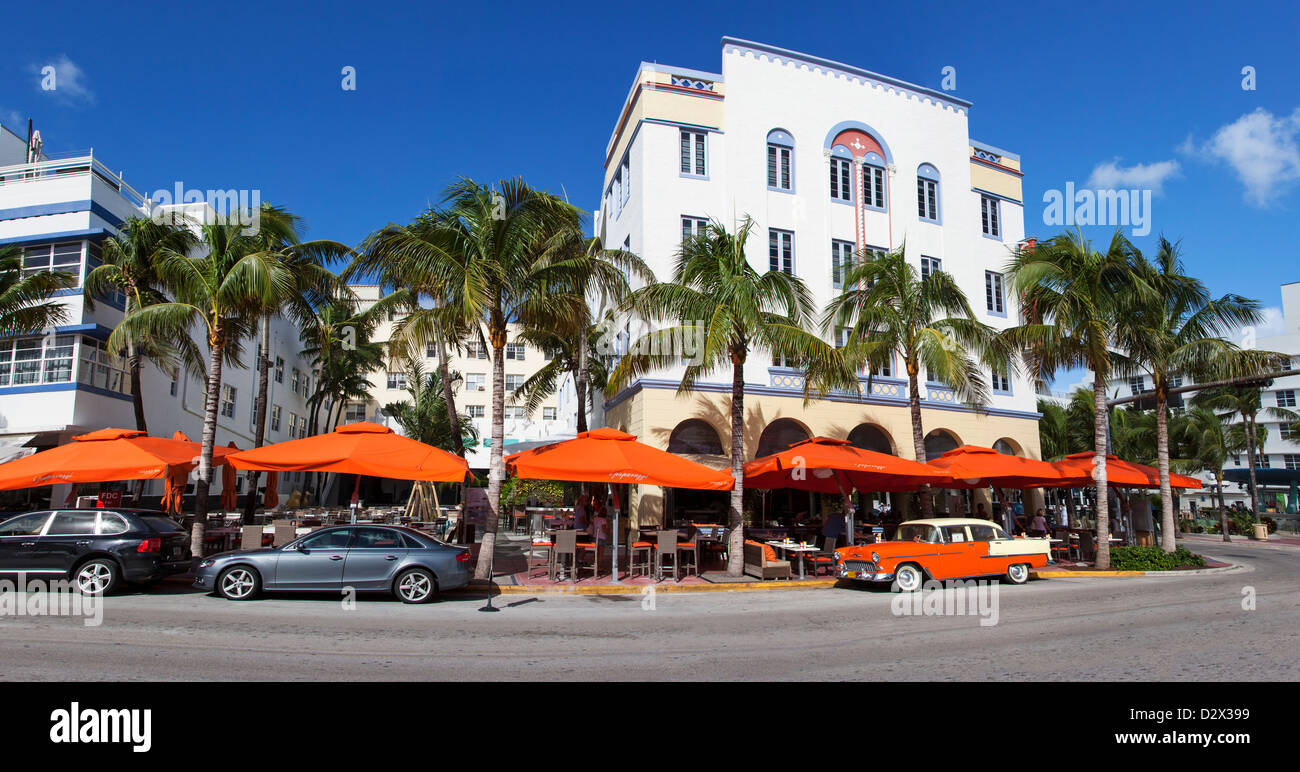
(1, 540, 1295, 681)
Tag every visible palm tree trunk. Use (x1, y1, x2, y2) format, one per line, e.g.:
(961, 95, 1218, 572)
(128, 352, 148, 503)
(436, 335, 464, 457)
(1155, 388, 1176, 552)
(192, 331, 225, 557)
(1243, 412, 1260, 515)
(474, 329, 506, 581)
(242, 315, 272, 522)
(906, 362, 934, 518)
(1093, 375, 1111, 569)
(1216, 470, 1230, 543)
(727, 355, 745, 577)
(576, 335, 589, 434)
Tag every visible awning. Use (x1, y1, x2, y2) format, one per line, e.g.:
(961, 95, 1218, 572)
(0, 434, 36, 465)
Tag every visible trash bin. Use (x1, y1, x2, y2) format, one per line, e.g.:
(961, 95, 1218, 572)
(1252, 523, 1269, 541)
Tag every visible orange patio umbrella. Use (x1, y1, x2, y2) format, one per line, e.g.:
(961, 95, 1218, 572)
(926, 445, 1068, 489)
(1046, 452, 1203, 489)
(505, 428, 735, 490)
(220, 441, 240, 509)
(226, 422, 469, 482)
(0, 428, 237, 492)
(743, 437, 946, 494)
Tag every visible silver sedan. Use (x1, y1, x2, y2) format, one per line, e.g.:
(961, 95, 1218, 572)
(194, 525, 470, 603)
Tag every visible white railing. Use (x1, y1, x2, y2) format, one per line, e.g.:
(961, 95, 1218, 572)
(0, 151, 149, 209)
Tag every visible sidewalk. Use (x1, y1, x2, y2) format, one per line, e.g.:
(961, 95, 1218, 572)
(1179, 532, 1300, 549)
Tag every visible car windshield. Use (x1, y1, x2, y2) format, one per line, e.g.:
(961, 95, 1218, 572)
(140, 516, 184, 533)
(895, 524, 939, 543)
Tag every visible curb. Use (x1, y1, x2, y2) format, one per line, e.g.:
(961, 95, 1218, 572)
(1031, 562, 1241, 579)
(452, 579, 840, 596)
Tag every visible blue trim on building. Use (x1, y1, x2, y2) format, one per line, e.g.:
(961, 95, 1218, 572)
(822, 120, 895, 164)
(971, 186, 1022, 206)
(970, 140, 1020, 162)
(0, 200, 125, 228)
(0, 381, 132, 403)
(0, 228, 111, 246)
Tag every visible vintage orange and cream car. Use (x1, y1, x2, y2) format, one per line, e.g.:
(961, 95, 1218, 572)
(835, 518, 1050, 591)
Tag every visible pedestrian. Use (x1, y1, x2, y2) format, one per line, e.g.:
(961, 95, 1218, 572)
(1029, 508, 1049, 536)
(821, 507, 846, 549)
(975, 502, 989, 520)
(574, 494, 591, 532)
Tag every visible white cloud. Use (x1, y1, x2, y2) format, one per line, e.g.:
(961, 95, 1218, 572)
(1190, 107, 1300, 207)
(1253, 306, 1287, 338)
(1085, 158, 1181, 194)
(30, 55, 95, 105)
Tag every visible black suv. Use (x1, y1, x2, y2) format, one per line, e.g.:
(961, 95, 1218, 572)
(0, 508, 192, 594)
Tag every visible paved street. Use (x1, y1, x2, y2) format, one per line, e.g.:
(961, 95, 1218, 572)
(1, 540, 1296, 681)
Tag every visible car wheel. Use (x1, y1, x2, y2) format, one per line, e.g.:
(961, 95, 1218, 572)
(893, 563, 924, 592)
(73, 559, 120, 596)
(217, 566, 261, 600)
(1005, 563, 1030, 585)
(394, 568, 436, 604)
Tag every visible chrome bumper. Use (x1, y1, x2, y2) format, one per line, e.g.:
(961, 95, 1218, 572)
(837, 562, 894, 582)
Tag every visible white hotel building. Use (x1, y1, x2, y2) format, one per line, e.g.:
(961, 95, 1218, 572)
(0, 123, 317, 509)
(595, 38, 1042, 523)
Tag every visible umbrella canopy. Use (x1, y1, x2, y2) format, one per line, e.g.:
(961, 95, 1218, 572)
(220, 441, 240, 509)
(1048, 452, 1203, 489)
(926, 445, 1067, 489)
(505, 428, 734, 490)
(0, 428, 236, 491)
(743, 437, 946, 493)
(226, 422, 469, 482)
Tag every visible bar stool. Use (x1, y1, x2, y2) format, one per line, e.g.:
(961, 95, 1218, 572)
(628, 529, 654, 578)
(654, 530, 680, 582)
(575, 531, 600, 580)
(676, 530, 699, 577)
(551, 529, 578, 581)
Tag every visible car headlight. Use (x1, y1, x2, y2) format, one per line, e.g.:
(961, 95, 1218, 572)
(198, 558, 216, 569)
(872, 552, 880, 563)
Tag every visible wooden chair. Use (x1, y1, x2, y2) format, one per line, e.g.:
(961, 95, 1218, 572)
(240, 525, 263, 551)
(676, 530, 699, 578)
(575, 531, 600, 580)
(627, 529, 654, 578)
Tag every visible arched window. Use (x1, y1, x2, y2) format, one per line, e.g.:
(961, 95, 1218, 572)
(848, 424, 894, 455)
(667, 419, 724, 455)
(917, 163, 940, 222)
(923, 429, 960, 461)
(766, 129, 794, 191)
(993, 438, 1020, 456)
(829, 145, 854, 202)
(755, 418, 810, 458)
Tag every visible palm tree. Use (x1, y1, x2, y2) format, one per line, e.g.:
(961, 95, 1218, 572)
(825, 246, 1000, 517)
(0, 244, 74, 336)
(1114, 237, 1266, 551)
(1181, 406, 1234, 541)
(1036, 399, 1072, 462)
(1006, 230, 1147, 569)
(383, 356, 479, 451)
(111, 210, 302, 555)
(513, 318, 611, 432)
(1195, 385, 1273, 513)
(85, 217, 201, 436)
(608, 217, 852, 576)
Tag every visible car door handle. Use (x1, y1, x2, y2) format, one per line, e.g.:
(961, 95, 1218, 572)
(385, 555, 398, 561)
(20, 542, 35, 547)
(76, 541, 92, 546)
(330, 555, 344, 561)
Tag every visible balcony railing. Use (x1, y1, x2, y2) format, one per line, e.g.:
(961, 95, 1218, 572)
(0, 151, 148, 209)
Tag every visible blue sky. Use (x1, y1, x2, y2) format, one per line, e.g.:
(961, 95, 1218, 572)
(3, 0, 1298, 384)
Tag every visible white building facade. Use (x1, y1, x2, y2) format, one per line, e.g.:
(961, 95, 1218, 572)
(596, 38, 1041, 524)
(0, 123, 317, 509)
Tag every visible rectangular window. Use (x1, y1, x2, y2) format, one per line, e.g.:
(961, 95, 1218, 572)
(1284, 454, 1300, 470)
(426, 342, 438, 359)
(871, 356, 893, 378)
(464, 340, 489, 359)
(768, 229, 794, 275)
(992, 367, 1012, 393)
(829, 157, 852, 202)
(1259, 454, 1271, 469)
(917, 177, 939, 221)
(220, 385, 237, 419)
(291, 368, 301, 395)
(831, 240, 855, 289)
(467, 405, 485, 419)
(505, 374, 525, 392)
(298, 415, 308, 438)
(772, 352, 796, 368)
(621, 159, 630, 206)
(274, 356, 284, 383)
(169, 371, 178, 397)
(543, 407, 557, 421)
(504, 406, 526, 420)
(985, 271, 1005, 314)
(466, 373, 486, 392)
(1277, 390, 1297, 408)
(920, 256, 941, 279)
(74, 337, 126, 393)
(505, 343, 526, 361)
(680, 130, 706, 175)
(681, 215, 708, 243)
(386, 372, 407, 390)
(863, 165, 886, 209)
(22, 241, 84, 284)
(345, 403, 367, 423)
(981, 195, 1001, 237)
(271, 404, 281, 432)
(1129, 377, 1146, 396)
(767, 144, 791, 189)
(1280, 423, 1294, 440)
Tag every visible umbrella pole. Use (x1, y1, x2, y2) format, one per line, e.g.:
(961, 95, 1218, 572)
(833, 470, 855, 546)
(609, 485, 622, 584)
(350, 475, 361, 524)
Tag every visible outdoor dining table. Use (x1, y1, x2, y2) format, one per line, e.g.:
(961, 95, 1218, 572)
(765, 540, 822, 580)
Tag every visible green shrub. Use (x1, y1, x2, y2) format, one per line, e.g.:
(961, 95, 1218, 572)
(1110, 546, 1207, 571)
